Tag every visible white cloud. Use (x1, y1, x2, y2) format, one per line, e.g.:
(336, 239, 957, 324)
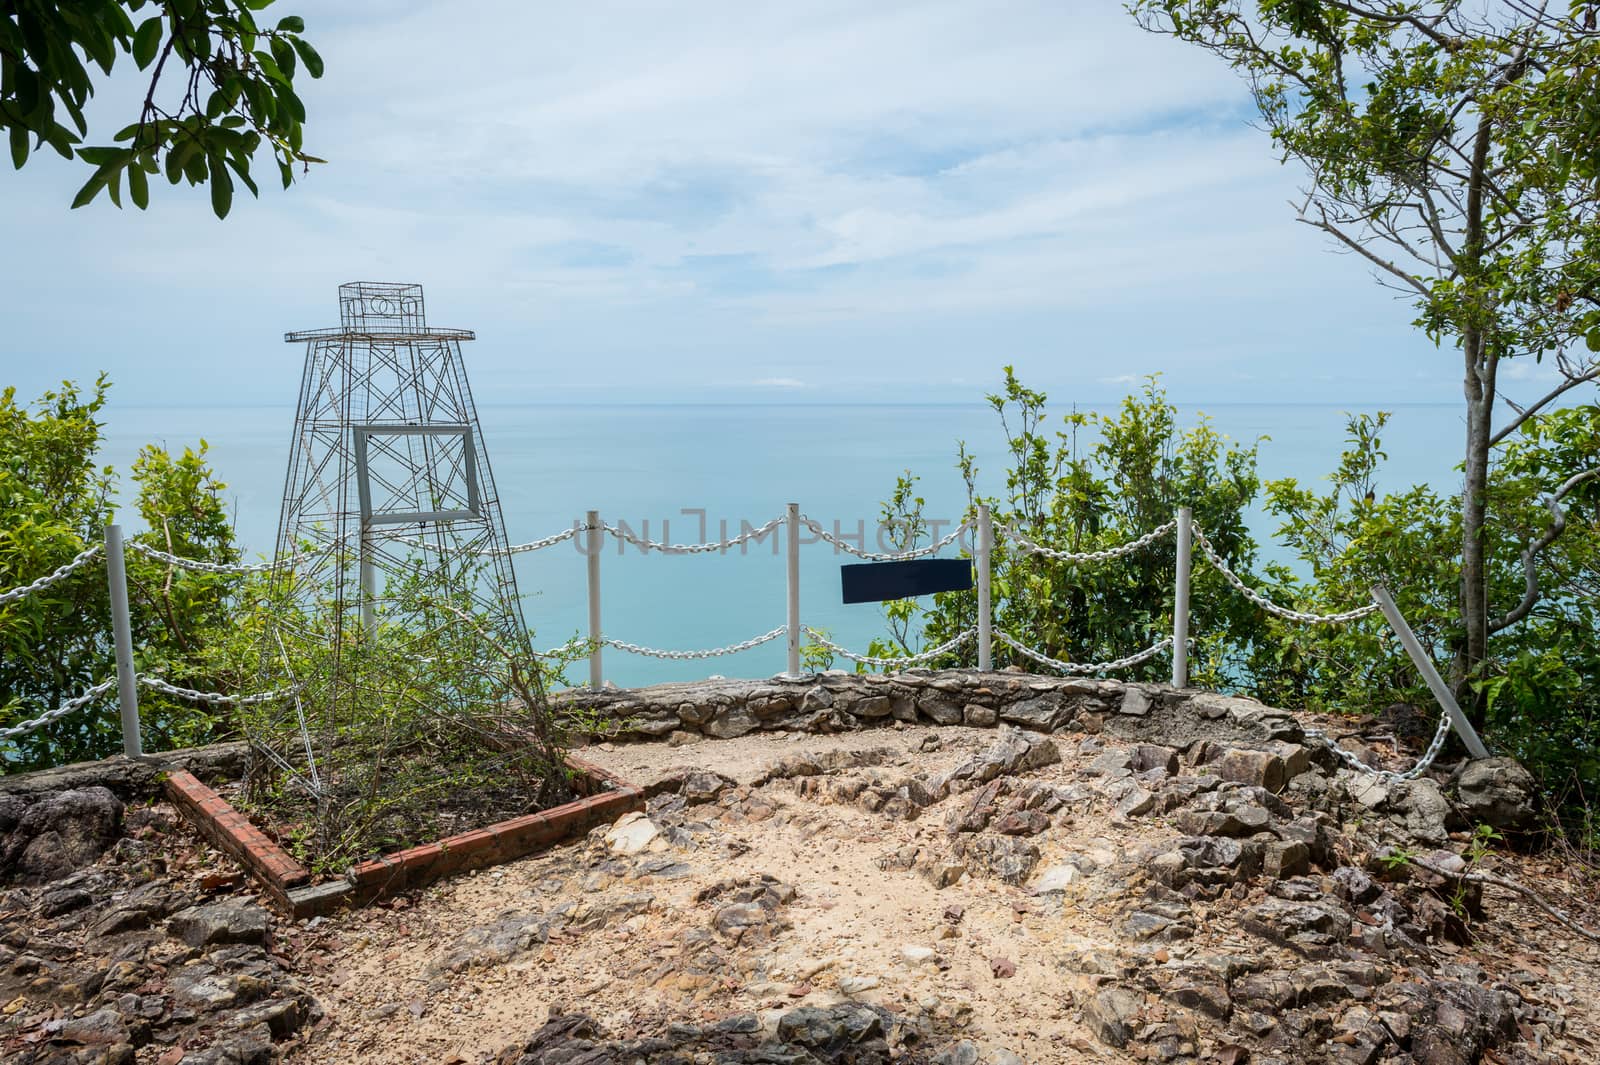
(0, 0, 1466, 406)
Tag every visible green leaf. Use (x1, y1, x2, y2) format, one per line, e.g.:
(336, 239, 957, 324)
(208, 153, 233, 218)
(291, 38, 324, 79)
(133, 17, 164, 70)
(70, 167, 110, 209)
(1587, 327, 1600, 353)
(271, 38, 297, 79)
(128, 161, 149, 209)
(253, 51, 288, 86)
(276, 15, 306, 33)
(8, 124, 27, 169)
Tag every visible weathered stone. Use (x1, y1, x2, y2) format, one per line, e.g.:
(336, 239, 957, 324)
(1000, 696, 1061, 730)
(1131, 744, 1179, 775)
(1175, 803, 1271, 838)
(1234, 971, 1297, 1012)
(853, 695, 894, 718)
(1, 786, 123, 884)
(604, 812, 661, 854)
(947, 728, 1060, 785)
(1030, 864, 1077, 894)
(1082, 986, 1142, 1048)
(1240, 899, 1351, 955)
(776, 1003, 885, 1049)
(1264, 839, 1310, 879)
(800, 685, 834, 713)
(1118, 688, 1152, 716)
(1455, 757, 1537, 833)
(168, 899, 269, 949)
(1213, 748, 1288, 792)
(425, 911, 550, 975)
(917, 693, 965, 725)
(50, 1007, 131, 1045)
(962, 704, 997, 727)
(1164, 970, 1231, 1019)
(703, 705, 758, 739)
(992, 809, 1049, 836)
(679, 771, 736, 804)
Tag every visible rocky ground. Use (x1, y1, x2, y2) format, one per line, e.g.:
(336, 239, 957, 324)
(2, 717, 1599, 1064)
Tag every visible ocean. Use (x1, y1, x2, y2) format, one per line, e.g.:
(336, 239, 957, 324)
(98, 401, 1465, 688)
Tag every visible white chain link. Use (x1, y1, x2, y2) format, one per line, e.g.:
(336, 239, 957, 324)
(1002, 520, 1177, 563)
(994, 631, 1174, 674)
(603, 516, 785, 555)
(1191, 526, 1379, 624)
(0, 545, 105, 606)
(798, 516, 969, 561)
(137, 675, 299, 706)
(801, 626, 975, 667)
(0, 678, 119, 741)
(396, 525, 582, 556)
(603, 625, 788, 660)
(127, 541, 281, 575)
(1305, 707, 1452, 782)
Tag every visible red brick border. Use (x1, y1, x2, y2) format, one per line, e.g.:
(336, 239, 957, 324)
(164, 753, 642, 917)
(165, 770, 309, 910)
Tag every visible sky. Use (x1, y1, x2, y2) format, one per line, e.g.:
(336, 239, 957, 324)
(0, 1, 1571, 409)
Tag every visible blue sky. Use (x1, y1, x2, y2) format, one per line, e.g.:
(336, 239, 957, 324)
(0, 1, 1567, 408)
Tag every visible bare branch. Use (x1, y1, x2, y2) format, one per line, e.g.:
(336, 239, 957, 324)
(1402, 853, 1600, 944)
(1490, 364, 1600, 445)
(1489, 467, 1600, 632)
(1299, 210, 1432, 297)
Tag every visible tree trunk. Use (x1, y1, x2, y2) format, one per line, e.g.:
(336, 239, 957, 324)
(1457, 333, 1493, 723)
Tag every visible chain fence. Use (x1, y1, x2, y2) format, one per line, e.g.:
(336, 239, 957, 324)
(798, 516, 969, 561)
(1190, 526, 1379, 624)
(0, 545, 105, 606)
(604, 516, 785, 555)
(602, 626, 789, 661)
(803, 626, 975, 667)
(1002, 520, 1177, 564)
(994, 631, 1175, 675)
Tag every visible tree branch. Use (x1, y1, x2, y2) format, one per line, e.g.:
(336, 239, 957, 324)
(1489, 364, 1600, 445)
(1488, 467, 1600, 633)
(1298, 211, 1432, 296)
(1404, 853, 1600, 944)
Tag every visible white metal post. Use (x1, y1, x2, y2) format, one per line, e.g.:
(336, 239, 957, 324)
(786, 502, 801, 677)
(1172, 506, 1192, 688)
(104, 524, 142, 758)
(976, 504, 993, 671)
(587, 510, 603, 691)
(360, 523, 376, 638)
(1370, 584, 1491, 759)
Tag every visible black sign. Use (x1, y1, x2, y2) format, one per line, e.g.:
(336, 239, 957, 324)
(840, 558, 973, 604)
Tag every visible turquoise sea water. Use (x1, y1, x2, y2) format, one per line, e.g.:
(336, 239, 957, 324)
(97, 401, 1465, 688)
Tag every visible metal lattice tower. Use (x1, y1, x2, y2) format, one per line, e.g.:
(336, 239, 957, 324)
(254, 282, 541, 801)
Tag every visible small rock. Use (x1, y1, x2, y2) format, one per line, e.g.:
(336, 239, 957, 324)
(167, 899, 269, 949)
(1083, 986, 1142, 1048)
(1264, 839, 1310, 879)
(963, 704, 998, 727)
(603, 811, 661, 855)
(837, 974, 880, 994)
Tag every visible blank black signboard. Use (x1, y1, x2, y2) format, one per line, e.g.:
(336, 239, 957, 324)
(840, 558, 973, 604)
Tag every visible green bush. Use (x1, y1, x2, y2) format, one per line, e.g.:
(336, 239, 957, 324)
(1, 378, 244, 768)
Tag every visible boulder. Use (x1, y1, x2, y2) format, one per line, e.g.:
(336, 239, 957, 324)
(1, 786, 124, 884)
(1454, 757, 1538, 833)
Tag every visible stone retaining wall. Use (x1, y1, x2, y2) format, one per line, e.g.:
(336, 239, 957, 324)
(556, 670, 1309, 751)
